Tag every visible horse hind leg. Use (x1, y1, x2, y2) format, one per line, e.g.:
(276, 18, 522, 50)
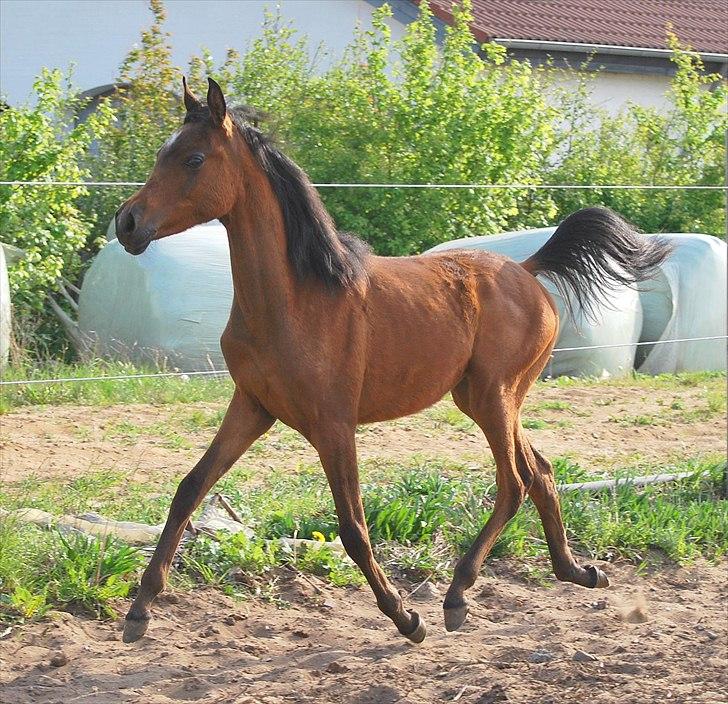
(443, 381, 532, 631)
(516, 434, 609, 589)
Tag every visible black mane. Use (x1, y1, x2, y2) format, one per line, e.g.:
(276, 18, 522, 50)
(185, 104, 370, 288)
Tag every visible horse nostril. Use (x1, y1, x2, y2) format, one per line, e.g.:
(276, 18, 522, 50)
(115, 206, 136, 240)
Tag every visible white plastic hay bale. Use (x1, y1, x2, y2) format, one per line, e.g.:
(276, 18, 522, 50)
(80, 219, 725, 377)
(78, 221, 233, 371)
(637, 233, 727, 374)
(428, 228, 642, 378)
(430, 229, 726, 376)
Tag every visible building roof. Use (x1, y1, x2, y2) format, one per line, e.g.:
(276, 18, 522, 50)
(420, 0, 727, 55)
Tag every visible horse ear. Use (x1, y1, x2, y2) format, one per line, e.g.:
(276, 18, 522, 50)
(182, 76, 201, 113)
(206, 77, 227, 127)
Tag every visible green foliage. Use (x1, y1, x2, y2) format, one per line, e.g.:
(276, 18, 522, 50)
(5, 585, 50, 620)
(48, 533, 143, 617)
(214, 2, 558, 254)
(560, 463, 728, 561)
(290, 544, 365, 587)
(551, 34, 727, 236)
(365, 472, 459, 543)
(0, 69, 112, 352)
(82, 0, 182, 233)
(0, 359, 233, 413)
(0, 523, 143, 621)
(1, 455, 725, 621)
(2, 0, 725, 360)
(183, 532, 278, 591)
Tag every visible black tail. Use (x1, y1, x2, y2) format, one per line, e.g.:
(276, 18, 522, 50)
(522, 206, 672, 318)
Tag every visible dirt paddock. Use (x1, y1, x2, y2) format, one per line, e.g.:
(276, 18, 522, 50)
(0, 383, 724, 485)
(0, 379, 726, 703)
(1, 560, 726, 704)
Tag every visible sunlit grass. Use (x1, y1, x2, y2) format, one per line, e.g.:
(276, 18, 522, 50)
(1, 363, 723, 414)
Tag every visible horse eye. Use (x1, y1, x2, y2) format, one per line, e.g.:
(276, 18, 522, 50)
(185, 154, 205, 169)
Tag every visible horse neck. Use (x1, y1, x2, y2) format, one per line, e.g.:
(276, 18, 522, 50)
(220, 158, 299, 334)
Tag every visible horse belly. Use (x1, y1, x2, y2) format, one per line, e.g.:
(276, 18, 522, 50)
(357, 320, 472, 423)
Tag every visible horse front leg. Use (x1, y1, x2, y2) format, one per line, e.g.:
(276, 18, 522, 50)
(312, 424, 427, 643)
(123, 390, 273, 643)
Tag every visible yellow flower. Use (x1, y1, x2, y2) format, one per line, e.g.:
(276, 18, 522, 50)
(311, 531, 326, 543)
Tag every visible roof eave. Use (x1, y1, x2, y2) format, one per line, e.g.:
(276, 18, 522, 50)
(492, 38, 728, 64)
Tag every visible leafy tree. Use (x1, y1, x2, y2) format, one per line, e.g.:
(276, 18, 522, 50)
(82, 0, 182, 234)
(216, 1, 560, 254)
(550, 34, 727, 236)
(2, 0, 725, 360)
(0, 69, 112, 354)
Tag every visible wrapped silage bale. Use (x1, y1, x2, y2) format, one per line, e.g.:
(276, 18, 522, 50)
(428, 228, 643, 378)
(78, 222, 233, 371)
(81, 219, 724, 377)
(637, 234, 726, 374)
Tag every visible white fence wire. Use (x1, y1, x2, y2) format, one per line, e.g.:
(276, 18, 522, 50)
(1, 180, 726, 190)
(1, 335, 725, 387)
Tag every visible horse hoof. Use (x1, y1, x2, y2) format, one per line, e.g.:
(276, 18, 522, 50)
(443, 602, 469, 632)
(401, 610, 427, 643)
(122, 615, 151, 643)
(586, 565, 610, 588)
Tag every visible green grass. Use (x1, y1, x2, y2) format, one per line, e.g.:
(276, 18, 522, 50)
(1, 363, 723, 414)
(1, 456, 725, 622)
(0, 360, 234, 413)
(1, 364, 725, 622)
(611, 413, 668, 427)
(0, 524, 143, 623)
(544, 370, 725, 390)
(426, 405, 475, 432)
(522, 417, 572, 430)
(103, 419, 194, 450)
(610, 383, 726, 427)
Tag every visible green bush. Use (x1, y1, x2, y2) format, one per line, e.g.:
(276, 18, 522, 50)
(81, 0, 182, 237)
(213, 1, 559, 254)
(0, 524, 143, 621)
(551, 34, 727, 237)
(0, 69, 113, 356)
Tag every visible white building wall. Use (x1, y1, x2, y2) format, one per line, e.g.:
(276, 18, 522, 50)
(0, 0, 407, 105)
(551, 70, 673, 115)
(1, 0, 676, 115)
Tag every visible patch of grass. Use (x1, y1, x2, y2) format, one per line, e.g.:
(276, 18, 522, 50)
(288, 544, 365, 587)
(184, 408, 226, 430)
(3, 363, 722, 415)
(561, 463, 728, 562)
(2, 451, 725, 621)
(182, 531, 364, 594)
(183, 532, 278, 590)
(611, 413, 668, 427)
(427, 405, 474, 432)
(0, 360, 233, 413)
(679, 388, 727, 423)
(525, 400, 578, 414)
(545, 370, 724, 390)
(0, 522, 143, 622)
(0, 469, 179, 525)
(103, 419, 193, 450)
(522, 417, 572, 430)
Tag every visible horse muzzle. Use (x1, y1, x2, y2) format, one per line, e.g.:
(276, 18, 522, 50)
(115, 202, 157, 256)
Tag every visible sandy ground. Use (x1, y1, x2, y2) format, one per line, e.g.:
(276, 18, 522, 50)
(1, 381, 726, 702)
(0, 560, 726, 704)
(1, 383, 724, 485)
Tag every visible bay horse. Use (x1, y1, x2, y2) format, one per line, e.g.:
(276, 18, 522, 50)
(116, 78, 670, 644)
